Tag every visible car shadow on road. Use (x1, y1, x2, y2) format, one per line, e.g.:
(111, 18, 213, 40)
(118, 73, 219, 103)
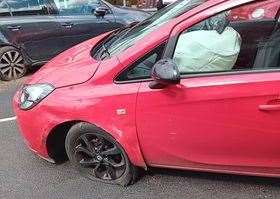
(146, 167, 280, 187)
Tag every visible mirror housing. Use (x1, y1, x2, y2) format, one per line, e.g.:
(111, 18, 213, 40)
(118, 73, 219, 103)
(94, 7, 108, 17)
(149, 59, 180, 89)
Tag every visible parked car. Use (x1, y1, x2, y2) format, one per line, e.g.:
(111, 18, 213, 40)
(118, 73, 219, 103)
(0, 0, 149, 81)
(14, 0, 280, 186)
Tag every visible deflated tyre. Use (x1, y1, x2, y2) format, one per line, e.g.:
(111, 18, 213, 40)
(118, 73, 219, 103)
(65, 122, 138, 186)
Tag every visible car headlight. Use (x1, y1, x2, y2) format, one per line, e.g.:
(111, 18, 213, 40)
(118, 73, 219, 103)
(19, 84, 54, 110)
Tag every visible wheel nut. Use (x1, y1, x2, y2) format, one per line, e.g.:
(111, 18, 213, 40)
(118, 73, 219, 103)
(97, 155, 102, 161)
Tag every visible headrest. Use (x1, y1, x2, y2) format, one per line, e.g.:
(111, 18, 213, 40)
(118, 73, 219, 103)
(189, 12, 230, 34)
(205, 12, 230, 34)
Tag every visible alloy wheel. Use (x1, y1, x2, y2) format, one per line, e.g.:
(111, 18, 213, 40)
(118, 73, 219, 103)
(74, 133, 126, 181)
(0, 50, 26, 80)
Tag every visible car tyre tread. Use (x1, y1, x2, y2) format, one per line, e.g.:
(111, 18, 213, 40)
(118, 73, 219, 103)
(65, 122, 138, 187)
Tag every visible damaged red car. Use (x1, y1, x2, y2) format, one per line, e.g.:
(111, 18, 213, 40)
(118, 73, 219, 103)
(14, 0, 280, 186)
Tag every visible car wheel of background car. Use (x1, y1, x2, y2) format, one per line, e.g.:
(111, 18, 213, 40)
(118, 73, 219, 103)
(65, 122, 138, 186)
(0, 46, 27, 81)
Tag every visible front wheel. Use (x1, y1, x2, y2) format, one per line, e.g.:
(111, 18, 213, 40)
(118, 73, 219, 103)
(65, 122, 138, 186)
(0, 46, 27, 81)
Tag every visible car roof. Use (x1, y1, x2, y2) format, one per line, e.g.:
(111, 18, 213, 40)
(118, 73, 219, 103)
(176, 0, 256, 23)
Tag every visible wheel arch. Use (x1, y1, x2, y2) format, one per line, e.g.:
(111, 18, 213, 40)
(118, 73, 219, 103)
(46, 120, 82, 163)
(0, 41, 21, 50)
(46, 120, 147, 169)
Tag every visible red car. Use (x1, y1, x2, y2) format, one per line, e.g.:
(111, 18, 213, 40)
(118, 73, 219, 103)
(229, 0, 280, 21)
(14, 0, 280, 186)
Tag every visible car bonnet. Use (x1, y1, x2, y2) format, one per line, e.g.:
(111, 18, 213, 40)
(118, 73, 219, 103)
(24, 33, 111, 88)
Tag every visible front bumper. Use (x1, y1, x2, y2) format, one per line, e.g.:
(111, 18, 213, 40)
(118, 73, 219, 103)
(13, 91, 56, 163)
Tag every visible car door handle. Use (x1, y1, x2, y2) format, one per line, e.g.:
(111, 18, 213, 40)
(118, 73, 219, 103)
(61, 23, 74, 29)
(7, 25, 21, 31)
(259, 104, 280, 111)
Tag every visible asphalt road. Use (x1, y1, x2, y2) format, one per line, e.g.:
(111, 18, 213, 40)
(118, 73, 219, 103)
(1, 79, 280, 199)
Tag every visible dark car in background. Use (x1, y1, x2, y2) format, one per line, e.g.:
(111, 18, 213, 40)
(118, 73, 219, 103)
(0, 0, 149, 81)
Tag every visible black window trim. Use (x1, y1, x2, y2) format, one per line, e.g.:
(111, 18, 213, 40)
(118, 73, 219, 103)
(114, 42, 167, 84)
(115, 68, 280, 84)
(101, 0, 114, 15)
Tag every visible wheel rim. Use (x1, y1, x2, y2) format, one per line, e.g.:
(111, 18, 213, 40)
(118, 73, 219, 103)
(74, 133, 126, 181)
(0, 50, 25, 80)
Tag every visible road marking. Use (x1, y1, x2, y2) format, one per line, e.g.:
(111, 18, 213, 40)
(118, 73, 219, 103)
(0, 116, 17, 123)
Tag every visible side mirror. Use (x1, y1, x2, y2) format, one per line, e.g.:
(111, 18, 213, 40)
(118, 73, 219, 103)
(94, 7, 108, 17)
(149, 59, 180, 89)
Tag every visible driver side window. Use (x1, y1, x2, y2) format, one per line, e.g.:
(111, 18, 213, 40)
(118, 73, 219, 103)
(54, 0, 105, 15)
(7, 0, 50, 16)
(173, 0, 280, 75)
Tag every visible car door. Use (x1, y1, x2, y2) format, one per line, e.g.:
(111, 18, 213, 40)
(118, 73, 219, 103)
(53, 0, 120, 52)
(136, 1, 280, 169)
(2, 0, 63, 62)
(11, 16, 64, 62)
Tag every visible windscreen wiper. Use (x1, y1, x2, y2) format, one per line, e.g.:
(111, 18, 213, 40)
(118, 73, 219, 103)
(109, 22, 138, 39)
(97, 23, 139, 60)
(99, 44, 110, 60)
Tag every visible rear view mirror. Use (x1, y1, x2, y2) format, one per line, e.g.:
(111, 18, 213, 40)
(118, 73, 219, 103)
(94, 7, 108, 17)
(149, 59, 180, 89)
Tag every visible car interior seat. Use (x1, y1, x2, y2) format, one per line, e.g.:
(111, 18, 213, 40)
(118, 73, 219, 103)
(253, 24, 280, 69)
(230, 20, 277, 70)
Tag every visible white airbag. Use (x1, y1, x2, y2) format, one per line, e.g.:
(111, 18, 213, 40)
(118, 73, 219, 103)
(174, 27, 241, 73)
